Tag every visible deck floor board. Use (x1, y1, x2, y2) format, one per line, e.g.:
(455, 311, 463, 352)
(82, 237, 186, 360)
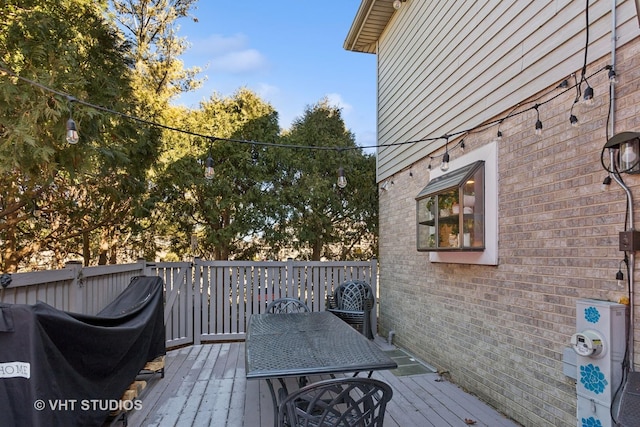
(117, 342, 521, 427)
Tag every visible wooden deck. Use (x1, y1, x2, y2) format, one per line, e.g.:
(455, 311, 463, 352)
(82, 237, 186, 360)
(113, 341, 521, 427)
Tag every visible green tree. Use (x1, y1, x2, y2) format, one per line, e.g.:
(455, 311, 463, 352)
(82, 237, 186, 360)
(110, 0, 201, 114)
(151, 89, 280, 260)
(108, 0, 203, 262)
(263, 99, 378, 261)
(0, 0, 159, 271)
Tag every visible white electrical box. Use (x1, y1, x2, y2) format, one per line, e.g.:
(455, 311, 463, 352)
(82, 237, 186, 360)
(573, 299, 627, 427)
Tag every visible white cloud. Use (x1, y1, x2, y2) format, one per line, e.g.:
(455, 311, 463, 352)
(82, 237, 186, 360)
(186, 33, 268, 74)
(189, 33, 249, 55)
(210, 49, 268, 73)
(255, 83, 280, 100)
(325, 93, 353, 115)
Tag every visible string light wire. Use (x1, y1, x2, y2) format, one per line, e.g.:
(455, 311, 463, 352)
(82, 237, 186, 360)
(0, 62, 611, 154)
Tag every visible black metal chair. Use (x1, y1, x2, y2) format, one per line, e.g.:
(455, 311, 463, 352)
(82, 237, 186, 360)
(277, 377, 393, 427)
(326, 280, 375, 339)
(267, 297, 311, 314)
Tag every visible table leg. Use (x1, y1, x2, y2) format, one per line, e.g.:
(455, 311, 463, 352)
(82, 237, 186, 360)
(266, 378, 289, 427)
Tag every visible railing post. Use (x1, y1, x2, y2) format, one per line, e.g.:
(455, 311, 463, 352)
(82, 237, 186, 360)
(286, 258, 294, 297)
(370, 257, 378, 294)
(193, 257, 201, 345)
(138, 258, 154, 276)
(370, 257, 378, 337)
(65, 261, 84, 314)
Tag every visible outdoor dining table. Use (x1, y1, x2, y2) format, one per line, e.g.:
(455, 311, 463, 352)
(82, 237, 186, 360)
(245, 310, 398, 427)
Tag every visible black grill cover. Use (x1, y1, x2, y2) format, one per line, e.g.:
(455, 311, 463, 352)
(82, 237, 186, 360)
(0, 275, 165, 426)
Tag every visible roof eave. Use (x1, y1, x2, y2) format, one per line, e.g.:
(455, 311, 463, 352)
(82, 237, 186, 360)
(344, 0, 396, 54)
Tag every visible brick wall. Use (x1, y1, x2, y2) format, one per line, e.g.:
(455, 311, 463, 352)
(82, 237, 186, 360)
(378, 39, 640, 426)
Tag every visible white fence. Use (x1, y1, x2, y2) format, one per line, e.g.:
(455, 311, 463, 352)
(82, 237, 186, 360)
(0, 258, 378, 348)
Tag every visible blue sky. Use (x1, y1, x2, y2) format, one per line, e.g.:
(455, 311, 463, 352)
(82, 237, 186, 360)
(172, 1, 377, 151)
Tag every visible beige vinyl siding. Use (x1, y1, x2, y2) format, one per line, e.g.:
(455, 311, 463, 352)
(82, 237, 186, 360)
(376, 0, 640, 181)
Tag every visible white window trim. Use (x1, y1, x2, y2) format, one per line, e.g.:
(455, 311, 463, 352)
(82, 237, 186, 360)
(428, 141, 498, 265)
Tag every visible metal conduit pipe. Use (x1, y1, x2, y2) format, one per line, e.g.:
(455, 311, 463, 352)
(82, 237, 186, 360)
(608, 0, 636, 371)
(610, 151, 635, 369)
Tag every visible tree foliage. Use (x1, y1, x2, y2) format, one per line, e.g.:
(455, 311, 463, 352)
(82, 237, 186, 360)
(0, 0, 159, 271)
(0, 1, 379, 271)
(262, 99, 378, 261)
(150, 89, 281, 260)
(110, 0, 201, 114)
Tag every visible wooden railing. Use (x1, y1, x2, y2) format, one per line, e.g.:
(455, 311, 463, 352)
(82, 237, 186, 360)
(0, 258, 378, 348)
(0, 260, 149, 315)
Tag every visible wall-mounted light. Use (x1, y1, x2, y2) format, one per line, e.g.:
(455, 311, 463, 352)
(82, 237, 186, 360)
(393, 0, 406, 10)
(604, 131, 640, 174)
(621, 141, 639, 172)
(337, 167, 347, 188)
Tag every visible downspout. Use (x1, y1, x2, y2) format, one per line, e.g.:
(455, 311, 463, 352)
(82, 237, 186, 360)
(608, 0, 635, 370)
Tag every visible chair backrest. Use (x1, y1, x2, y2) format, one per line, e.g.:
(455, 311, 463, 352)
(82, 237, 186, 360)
(277, 377, 393, 427)
(335, 280, 374, 311)
(266, 297, 310, 314)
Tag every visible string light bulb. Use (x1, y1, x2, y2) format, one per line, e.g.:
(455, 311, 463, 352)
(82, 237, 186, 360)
(65, 96, 79, 144)
(535, 120, 543, 135)
(616, 261, 625, 287)
(534, 105, 543, 136)
(583, 84, 594, 105)
(337, 167, 347, 188)
(66, 118, 79, 144)
(569, 114, 579, 127)
(205, 156, 214, 180)
(441, 151, 450, 171)
(608, 67, 618, 85)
